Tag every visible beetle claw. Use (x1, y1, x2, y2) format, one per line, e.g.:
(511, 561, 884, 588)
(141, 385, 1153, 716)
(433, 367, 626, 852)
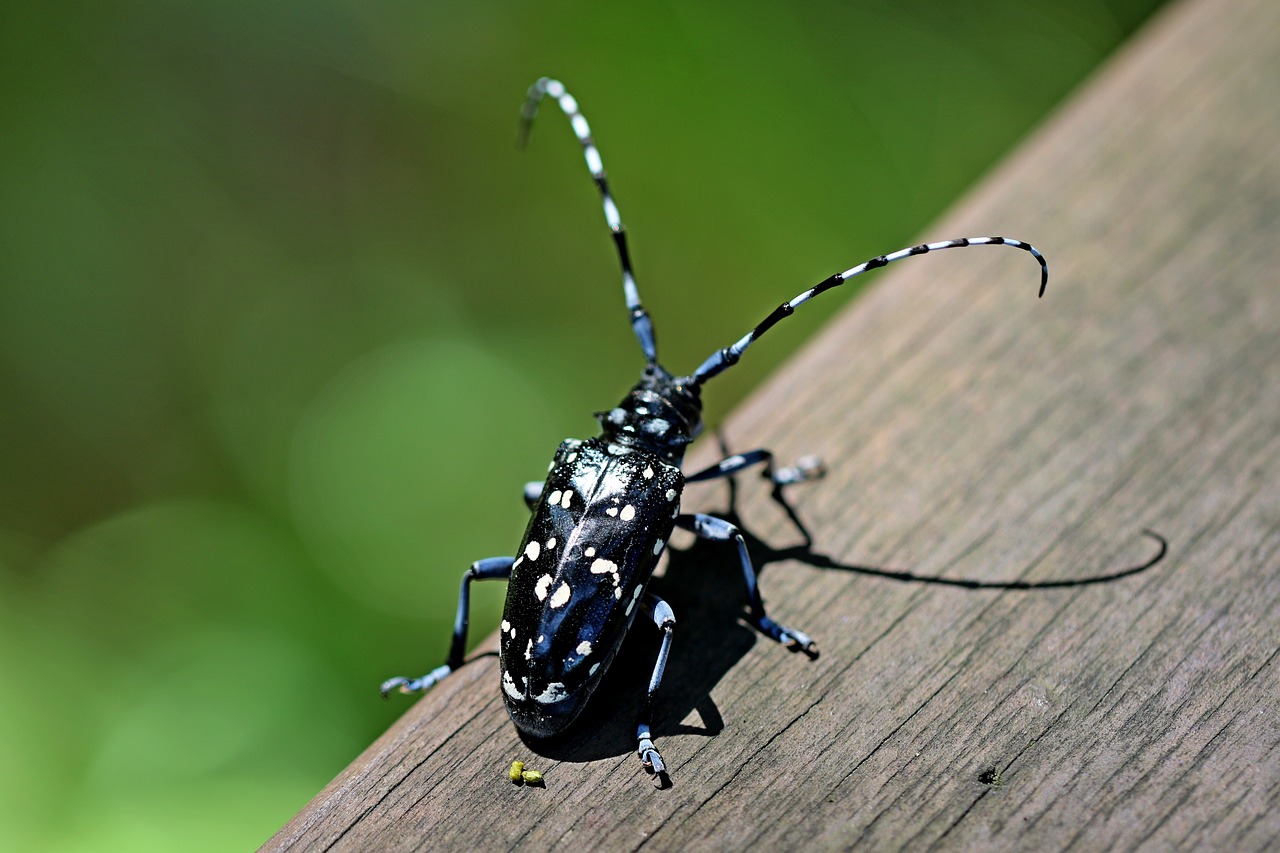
(639, 737, 669, 787)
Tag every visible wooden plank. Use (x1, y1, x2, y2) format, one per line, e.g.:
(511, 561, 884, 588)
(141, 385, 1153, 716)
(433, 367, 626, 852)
(265, 0, 1280, 847)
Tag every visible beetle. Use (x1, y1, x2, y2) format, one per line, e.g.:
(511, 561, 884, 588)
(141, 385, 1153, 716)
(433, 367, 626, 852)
(380, 77, 1047, 785)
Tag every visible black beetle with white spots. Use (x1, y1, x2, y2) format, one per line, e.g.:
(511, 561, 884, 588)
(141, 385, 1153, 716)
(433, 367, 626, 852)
(380, 77, 1048, 787)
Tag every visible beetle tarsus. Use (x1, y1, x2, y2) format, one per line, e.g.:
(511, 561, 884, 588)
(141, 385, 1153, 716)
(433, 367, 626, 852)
(639, 737, 668, 786)
(378, 677, 407, 698)
(770, 454, 826, 485)
(379, 664, 453, 697)
(779, 628, 820, 659)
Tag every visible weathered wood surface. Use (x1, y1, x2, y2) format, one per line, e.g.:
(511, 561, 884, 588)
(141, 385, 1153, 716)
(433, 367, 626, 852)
(266, 0, 1280, 848)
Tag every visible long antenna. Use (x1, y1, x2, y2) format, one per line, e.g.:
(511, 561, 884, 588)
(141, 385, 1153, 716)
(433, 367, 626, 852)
(520, 77, 658, 364)
(690, 237, 1047, 385)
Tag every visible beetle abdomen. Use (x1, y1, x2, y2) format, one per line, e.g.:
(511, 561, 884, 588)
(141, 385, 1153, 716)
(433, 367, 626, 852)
(498, 437, 683, 737)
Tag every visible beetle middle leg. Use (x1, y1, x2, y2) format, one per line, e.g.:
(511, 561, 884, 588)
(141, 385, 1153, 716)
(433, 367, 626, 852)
(685, 448, 825, 487)
(687, 449, 825, 545)
(379, 555, 515, 697)
(675, 513, 819, 658)
(636, 592, 676, 787)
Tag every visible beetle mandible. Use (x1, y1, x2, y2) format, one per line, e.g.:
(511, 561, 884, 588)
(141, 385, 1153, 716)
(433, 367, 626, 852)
(380, 77, 1048, 785)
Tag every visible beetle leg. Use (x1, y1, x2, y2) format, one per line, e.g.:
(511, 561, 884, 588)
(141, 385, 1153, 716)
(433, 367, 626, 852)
(686, 449, 825, 546)
(675, 513, 819, 658)
(379, 555, 515, 697)
(636, 593, 676, 787)
(685, 449, 825, 487)
(522, 481, 543, 511)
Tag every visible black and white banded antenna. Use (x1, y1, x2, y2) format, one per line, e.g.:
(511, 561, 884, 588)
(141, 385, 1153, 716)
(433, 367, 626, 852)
(689, 237, 1048, 386)
(519, 77, 659, 365)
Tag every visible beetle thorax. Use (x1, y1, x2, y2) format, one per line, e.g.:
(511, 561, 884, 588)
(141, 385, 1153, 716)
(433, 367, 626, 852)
(595, 364, 703, 463)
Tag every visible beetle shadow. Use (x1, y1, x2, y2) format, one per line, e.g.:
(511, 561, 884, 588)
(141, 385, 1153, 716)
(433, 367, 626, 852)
(519, 471, 1168, 768)
(518, 530, 755, 766)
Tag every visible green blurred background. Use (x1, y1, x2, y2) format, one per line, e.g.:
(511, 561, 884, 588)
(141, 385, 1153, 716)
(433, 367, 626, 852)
(0, 1, 1166, 848)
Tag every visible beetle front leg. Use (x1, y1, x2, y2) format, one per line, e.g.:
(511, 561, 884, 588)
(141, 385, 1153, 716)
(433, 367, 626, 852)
(675, 513, 819, 658)
(636, 593, 676, 788)
(380, 555, 515, 697)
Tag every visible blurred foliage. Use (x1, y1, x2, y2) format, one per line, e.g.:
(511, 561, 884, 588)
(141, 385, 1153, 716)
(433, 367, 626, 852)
(0, 0, 1165, 848)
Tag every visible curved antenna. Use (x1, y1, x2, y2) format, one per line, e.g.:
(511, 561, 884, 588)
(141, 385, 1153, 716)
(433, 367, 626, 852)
(519, 77, 658, 364)
(690, 236, 1047, 385)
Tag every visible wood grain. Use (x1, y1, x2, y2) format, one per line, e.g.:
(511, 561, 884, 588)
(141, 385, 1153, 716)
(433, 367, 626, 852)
(265, 0, 1280, 848)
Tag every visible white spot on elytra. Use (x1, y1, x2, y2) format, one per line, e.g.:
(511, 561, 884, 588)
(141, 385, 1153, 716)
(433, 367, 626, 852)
(590, 558, 617, 575)
(653, 540, 664, 555)
(549, 582, 571, 608)
(585, 546, 596, 557)
(548, 489, 562, 506)
(643, 466, 654, 479)
(625, 585, 643, 616)
(538, 634, 545, 643)
(534, 574, 552, 601)
(561, 490, 574, 509)
(501, 620, 510, 633)
(503, 670, 522, 699)
(546, 537, 556, 550)
(606, 507, 618, 517)
(525, 540, 540, 562)
(620, 504, 635, 521)
(614, 588, 622, 599)
(524, 639, 533, 661)
(534, 682, 569, 704)
(666, 489, 676, 501)
(567, 452, 577, 463)
(576, 640, 593, 656)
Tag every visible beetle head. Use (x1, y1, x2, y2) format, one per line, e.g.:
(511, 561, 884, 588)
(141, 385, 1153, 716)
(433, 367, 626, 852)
(596, 364, 703, 460)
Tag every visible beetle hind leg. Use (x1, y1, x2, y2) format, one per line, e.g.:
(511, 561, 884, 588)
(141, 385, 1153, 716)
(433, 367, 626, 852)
(636, 593, 676, 787)
(380, 555, 515, 697)
(676, 513, 819, 658)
